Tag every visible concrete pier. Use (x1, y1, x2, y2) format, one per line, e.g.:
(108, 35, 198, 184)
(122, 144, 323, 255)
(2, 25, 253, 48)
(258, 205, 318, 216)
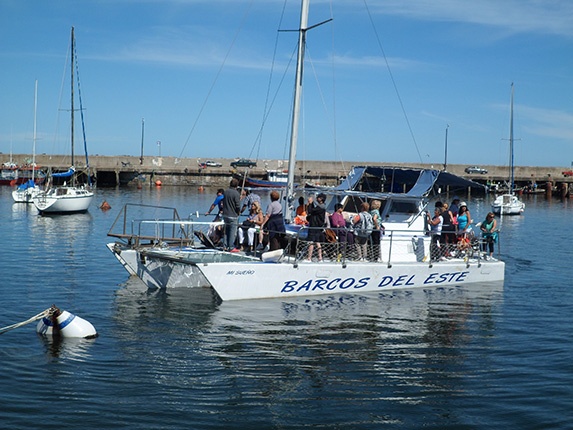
(2, 153, 572, 191)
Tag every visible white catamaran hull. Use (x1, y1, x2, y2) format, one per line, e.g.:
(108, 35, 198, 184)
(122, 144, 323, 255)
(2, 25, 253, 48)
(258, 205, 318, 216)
(198, 259, 506, 301)
(106, 243, 258, 289)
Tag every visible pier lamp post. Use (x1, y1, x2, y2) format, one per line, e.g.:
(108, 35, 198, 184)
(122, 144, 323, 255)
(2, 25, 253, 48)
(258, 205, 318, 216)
(157, 140, 161, 158)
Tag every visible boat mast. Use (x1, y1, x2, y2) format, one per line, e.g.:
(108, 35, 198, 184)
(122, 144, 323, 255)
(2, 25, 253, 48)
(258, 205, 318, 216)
(509, 83, 514, 194)
(443, 124, 449, 171)
(70, 26, 76, 188)
(33, 79, 37, 183)
(140, 117, 145, 165)
(285, 0, 310, 223)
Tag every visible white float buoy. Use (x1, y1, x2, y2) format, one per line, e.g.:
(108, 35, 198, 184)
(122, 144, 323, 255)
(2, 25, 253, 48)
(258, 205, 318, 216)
(36, 306, 98, 339)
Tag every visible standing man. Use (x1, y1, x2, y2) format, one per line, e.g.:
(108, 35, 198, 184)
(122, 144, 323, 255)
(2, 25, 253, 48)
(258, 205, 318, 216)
(240, 189, 261, 214)
(222, 178, 241, 252)
(205, 188, 224, 221)
(306, 193, 327, 261)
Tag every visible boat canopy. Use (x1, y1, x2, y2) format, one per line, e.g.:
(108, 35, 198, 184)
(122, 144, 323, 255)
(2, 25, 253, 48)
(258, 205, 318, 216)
(51, 167, 75, 178)
(17, 179, 36, 190)
(327, 166, 485, 198)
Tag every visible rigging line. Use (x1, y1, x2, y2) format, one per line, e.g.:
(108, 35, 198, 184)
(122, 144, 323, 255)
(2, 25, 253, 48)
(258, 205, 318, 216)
(251, 0, 289, 162)
(73, 40, 91, 181)
(326, 0, 346, 173)
(52, 41, 71, 163)
(306, 46, 338, 156)
(178, 0, 255, 159)
(250, 44, 298, 161)
(362, 0, 423, 164)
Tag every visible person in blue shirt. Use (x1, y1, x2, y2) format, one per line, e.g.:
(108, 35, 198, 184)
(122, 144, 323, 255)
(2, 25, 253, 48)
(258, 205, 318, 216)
(205, 188, 224, 221)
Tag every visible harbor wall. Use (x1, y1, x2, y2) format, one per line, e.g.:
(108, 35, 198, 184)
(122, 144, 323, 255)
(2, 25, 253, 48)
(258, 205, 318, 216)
(2, 153, 571, 189)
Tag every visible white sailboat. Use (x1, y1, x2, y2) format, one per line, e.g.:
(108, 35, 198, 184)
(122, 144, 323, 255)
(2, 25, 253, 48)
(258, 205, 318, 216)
(12, 80, 43, 203)
(107, 0, 505, 300)
(491, 83, 525, 216)
(33, 27, 94, 214)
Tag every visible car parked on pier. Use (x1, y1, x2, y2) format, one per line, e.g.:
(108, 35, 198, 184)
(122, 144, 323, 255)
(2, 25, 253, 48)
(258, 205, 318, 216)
(204, 160, 222, 167)
(230, 158, 257, 169)
(562, 170, 573, 177)
(464, 166, 488, 174)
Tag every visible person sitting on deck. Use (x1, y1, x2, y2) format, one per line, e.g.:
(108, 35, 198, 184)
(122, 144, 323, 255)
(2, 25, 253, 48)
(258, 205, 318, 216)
(238, 201, 264, 253)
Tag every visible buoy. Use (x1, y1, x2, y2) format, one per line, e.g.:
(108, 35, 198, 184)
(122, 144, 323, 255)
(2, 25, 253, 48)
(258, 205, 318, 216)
(36, 306, 98, 339)
(155, 180, 162, 186)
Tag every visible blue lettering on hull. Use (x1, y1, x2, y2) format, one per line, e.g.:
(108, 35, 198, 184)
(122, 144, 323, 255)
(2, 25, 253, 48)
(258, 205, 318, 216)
(281, 272, 469, 295)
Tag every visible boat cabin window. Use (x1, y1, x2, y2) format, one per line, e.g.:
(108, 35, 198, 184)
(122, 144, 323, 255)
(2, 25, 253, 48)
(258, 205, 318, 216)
(386, 200, 419, 215)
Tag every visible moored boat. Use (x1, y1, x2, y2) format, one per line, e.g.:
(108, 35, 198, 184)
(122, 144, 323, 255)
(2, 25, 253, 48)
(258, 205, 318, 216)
(106, 0, 505, 301)
(492, 83, 524, 216)
(33, 27, 94, 214)
(13, 80, 44, 203)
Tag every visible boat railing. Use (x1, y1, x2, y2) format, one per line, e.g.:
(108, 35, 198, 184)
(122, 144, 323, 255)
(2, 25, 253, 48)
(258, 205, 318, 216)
(107, 203, 190, 248)
(107, 207, 501, 265)
(285, 224, 500, 267)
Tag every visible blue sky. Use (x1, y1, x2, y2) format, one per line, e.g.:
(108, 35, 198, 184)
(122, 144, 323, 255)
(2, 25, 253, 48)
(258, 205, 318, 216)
(1, 0, 572, 168)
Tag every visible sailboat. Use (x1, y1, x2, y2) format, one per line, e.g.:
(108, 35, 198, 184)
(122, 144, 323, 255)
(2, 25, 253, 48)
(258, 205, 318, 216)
(33, 27, 94, 214)
(106, 0, 505, 300)
(491, 83, 525, 216)
(12, 80, 43, 203)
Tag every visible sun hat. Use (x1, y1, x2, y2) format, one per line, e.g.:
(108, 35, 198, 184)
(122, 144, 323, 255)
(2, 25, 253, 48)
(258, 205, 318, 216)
(459, 201, 467, 207)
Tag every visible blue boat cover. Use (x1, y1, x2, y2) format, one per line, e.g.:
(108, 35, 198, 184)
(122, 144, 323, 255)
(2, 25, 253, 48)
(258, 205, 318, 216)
(334, 166, 367, 191)
(52, 167, 75, 178)
(17, 179, 36, 190)
(406, 170, 439, 197)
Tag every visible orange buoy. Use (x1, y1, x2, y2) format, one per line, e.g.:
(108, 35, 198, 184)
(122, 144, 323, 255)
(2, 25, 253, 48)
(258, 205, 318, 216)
(155, 180, 162, 186)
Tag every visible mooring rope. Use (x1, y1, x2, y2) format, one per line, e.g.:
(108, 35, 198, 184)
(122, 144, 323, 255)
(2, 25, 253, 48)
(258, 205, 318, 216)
(0, 308, 53, 335)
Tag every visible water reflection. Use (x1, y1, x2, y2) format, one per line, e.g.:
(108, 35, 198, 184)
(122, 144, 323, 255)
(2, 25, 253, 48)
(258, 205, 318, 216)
(38, 334, 97, 361)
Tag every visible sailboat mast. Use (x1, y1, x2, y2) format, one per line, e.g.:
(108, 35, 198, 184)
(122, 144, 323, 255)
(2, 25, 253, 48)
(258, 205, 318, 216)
(509, 83, 514, 193)
(70, 27, 75, 172)
(285, 0, 310, 222)
(33, 80, 37, 182)
(140, 117, 145, 165)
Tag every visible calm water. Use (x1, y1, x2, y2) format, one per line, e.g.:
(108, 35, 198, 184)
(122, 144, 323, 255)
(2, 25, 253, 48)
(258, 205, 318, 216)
(0, 186, 572, 429)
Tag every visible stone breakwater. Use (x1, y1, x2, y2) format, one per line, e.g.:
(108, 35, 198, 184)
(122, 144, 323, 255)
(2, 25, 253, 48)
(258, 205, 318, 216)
(2, 153, 571, 189)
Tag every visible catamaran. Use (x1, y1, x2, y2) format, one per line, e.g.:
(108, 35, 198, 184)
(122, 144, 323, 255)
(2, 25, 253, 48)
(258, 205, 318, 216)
(107, 0, 505, 301)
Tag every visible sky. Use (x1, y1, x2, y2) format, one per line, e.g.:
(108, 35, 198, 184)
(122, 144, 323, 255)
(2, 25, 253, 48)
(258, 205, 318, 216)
(1, 0, 572, 168)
